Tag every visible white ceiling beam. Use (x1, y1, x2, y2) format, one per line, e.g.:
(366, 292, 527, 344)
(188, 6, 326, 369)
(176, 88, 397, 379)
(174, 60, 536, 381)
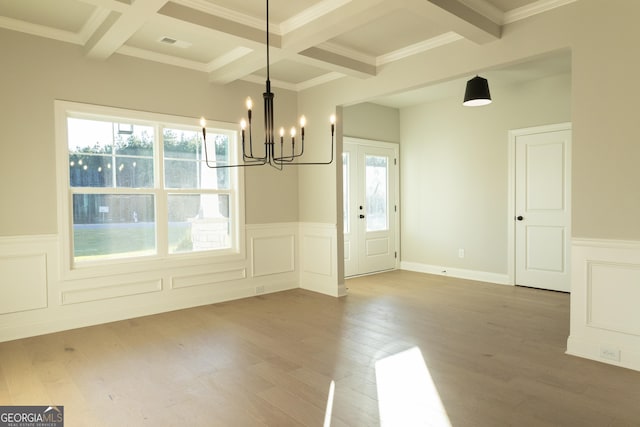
(297, 47, 376, 78)
(158, 2, 283, 84)
(76, 0, 131, 13)
(281, 0, 398, 54)
(164, 0, 387, 83)
(84, 0, 168, 59)
(158, 2, 269, 46)
(404, 0, 501, 44)
(207, 50, 270, 85)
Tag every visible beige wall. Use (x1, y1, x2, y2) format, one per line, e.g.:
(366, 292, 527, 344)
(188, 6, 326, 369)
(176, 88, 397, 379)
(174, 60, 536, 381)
(298, 2, 575, 226)
(0, 29, 299, 236)
(343, 103, 400, 143)
(571, 0, 640, 239)
(299, 0, 640, 243)
(400, 73, 571, 273)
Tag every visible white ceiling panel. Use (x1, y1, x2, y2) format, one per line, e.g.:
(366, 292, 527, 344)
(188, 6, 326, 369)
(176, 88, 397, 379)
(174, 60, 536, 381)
(125, 14, 237, 63)
(330, 9, 450, 57)
(201, 0, 321, 23)
(0, 0, 575, 90)
(254, 59, 331, 84)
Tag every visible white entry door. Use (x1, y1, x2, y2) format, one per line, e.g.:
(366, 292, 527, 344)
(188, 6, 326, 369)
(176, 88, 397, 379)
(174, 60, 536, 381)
(513, 124, 571, 292)
(343, 139, 398, 277)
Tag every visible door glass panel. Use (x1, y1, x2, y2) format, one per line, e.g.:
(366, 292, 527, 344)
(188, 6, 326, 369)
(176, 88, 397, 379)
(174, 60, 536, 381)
(343, 152, 350, 233)
(365, 155, 388, 232)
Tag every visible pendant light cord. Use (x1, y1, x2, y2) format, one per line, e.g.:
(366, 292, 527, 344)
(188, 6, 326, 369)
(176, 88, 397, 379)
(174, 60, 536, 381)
(266, 0, 270, 83)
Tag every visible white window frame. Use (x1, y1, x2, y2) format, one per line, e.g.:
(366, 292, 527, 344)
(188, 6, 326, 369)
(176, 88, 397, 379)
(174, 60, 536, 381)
(55, 100, 246, 279)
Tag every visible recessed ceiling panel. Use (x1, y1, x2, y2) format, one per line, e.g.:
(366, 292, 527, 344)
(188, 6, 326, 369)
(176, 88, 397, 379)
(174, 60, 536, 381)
(330, 10, 449, 57)
(201, 0, 321, 23)
(125, 15, 241, 63)
(485, 0, 537, 12)
(0, 0, 96, 32)
(254, 59, 329, 84)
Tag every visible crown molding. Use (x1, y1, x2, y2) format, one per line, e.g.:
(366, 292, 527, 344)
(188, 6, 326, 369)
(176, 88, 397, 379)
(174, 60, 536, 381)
(377, 32, 463, 66)
(458, 0, 504, 24)
(504, 0, 578, 24)
(317, 42, 376, 66)
(172, 0, 270, 32)
(0, 16, 83, 45)
(280, 0, 351, 34)
(206, 46, 254, 72)
(117, 45, 208, 72)
(296, 72, 344, 91)
(241, 74, 298, 91)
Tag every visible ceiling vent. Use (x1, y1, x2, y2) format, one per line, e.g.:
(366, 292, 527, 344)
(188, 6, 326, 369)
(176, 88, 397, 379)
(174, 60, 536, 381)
(157, 36, 192, 49)
(159, 36, 177, 45)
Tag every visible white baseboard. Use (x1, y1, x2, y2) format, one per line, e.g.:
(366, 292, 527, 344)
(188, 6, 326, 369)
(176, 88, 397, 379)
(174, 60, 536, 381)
(400, 261, 510, 286)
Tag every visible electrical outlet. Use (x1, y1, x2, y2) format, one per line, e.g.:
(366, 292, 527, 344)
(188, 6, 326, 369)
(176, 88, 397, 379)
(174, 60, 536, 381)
(458, 248, 465, 258)
(255, 285, 265, 295)
(600, 346, 621, 362)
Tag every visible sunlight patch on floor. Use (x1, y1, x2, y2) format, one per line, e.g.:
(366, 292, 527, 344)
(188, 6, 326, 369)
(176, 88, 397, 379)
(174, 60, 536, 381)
(324, 380, 336, 427)
(375, 346, 452, 426)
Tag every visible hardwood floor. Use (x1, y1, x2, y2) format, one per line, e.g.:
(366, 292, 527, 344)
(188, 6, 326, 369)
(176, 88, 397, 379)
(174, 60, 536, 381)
(1, 270, 639, 426)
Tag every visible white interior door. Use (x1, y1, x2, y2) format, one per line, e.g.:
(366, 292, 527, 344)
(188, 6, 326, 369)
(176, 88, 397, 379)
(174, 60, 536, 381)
(344, 139, 398, 277)
(514, 125, 571, 292)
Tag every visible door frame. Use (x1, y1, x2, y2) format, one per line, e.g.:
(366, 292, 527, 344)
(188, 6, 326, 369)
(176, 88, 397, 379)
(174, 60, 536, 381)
(507, 122, 572, 287)
(343, 137, 400, 277)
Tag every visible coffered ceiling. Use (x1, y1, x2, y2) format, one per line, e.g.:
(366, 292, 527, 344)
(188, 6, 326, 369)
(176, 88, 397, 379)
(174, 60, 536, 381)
(0, 0, 574, 94)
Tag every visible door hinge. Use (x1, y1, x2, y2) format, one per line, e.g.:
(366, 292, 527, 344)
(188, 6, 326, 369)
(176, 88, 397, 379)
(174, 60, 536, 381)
(395, 251, 397, 259)
(394, 158, 397, 166)
(394, 205, 397, 212)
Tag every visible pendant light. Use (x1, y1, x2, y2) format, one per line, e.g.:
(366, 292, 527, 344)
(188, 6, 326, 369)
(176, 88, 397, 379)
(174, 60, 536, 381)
(463, 75, 492, 107)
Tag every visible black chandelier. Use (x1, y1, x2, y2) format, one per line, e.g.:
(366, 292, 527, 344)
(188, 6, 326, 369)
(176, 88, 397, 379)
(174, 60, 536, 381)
(200, 0, 335, 170)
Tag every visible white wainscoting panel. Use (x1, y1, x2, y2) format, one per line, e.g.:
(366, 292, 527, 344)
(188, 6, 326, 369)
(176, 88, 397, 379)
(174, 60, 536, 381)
(587, 261, 640, 336)
(251, 235, 295, 277)
(303, 235, 332, 276)
(61, 279, 163, 305)
(247, 223, 298, 279)
(567, 239, 640, 371)
(0, 254, 47, 314)
(299, 223, 345, 297)
(171, 267, 246, 289)
(0, 224, 307, 343)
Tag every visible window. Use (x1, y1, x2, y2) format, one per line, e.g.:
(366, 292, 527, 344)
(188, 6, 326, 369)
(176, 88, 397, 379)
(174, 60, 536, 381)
(57, 101, 243, 269)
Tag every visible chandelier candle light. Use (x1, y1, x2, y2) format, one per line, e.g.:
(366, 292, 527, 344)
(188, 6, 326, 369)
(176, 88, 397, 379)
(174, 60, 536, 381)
(200, 0, 335, 170)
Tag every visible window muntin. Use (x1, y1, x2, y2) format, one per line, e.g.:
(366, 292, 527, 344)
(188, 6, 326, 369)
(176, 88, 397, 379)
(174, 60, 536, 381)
(62, 107, 240, 266)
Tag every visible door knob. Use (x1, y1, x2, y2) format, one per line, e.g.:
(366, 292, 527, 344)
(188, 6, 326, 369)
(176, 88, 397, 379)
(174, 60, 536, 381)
(359, 214, 365, 219)
(516, 216, 524, 221)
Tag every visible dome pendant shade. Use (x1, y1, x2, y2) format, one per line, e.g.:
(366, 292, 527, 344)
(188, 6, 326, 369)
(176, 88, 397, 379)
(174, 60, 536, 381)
(463, 75, 492, 107)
